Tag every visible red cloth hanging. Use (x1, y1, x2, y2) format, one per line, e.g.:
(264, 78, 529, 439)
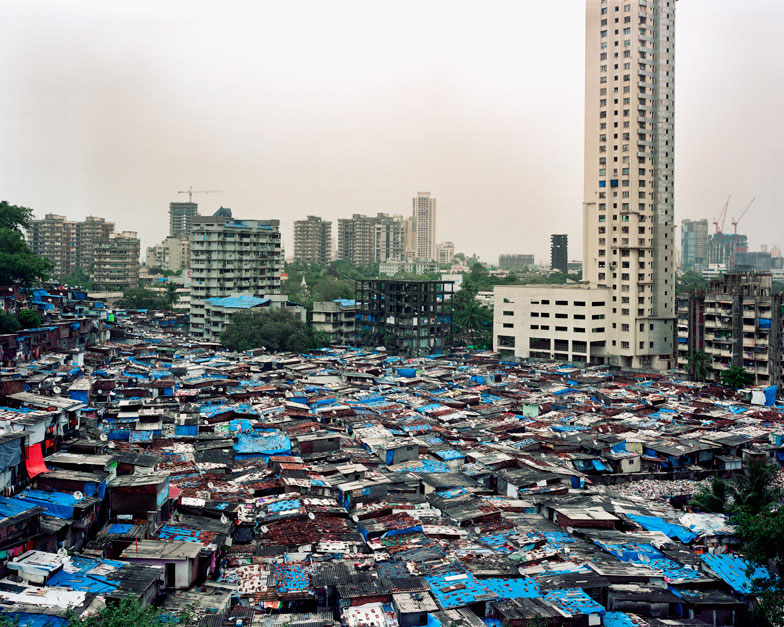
(25, 443, 48, 478)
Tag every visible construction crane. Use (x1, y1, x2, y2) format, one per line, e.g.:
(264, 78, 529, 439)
(177, 186, 223, 203)
(729, 197, 756, 270)
(712, 195, 731, 235)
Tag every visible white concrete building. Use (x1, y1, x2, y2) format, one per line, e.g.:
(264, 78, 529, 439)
(189, 208, 283, 338)
(494, 0, 676, 370)
(145, 236, 191, 272)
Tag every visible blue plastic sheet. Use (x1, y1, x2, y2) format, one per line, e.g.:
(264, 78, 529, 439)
(627, 514, 696, 543)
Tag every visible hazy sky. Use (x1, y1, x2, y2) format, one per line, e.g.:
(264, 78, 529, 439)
(1, 0, 783, 264)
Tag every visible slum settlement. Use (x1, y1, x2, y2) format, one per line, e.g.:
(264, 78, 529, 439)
(1, 318, 783, 626)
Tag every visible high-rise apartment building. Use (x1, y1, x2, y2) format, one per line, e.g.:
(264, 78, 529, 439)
(412, 192, 437, 261)
(550, 235, 568, 273)
(293, 216, 332, 265)
(169, 202, 199, 238)
(495, 0, 676, 371)
(27, 214, 78, 279)
(92, 232, 141, 288)
(189, 208, 283, 338)
(77, 216, 115, 272)
(709, 232, 748, 269)
(337, 215, 377, 266)
(681, 219, 708, 272)
(374, 214, 406, 263)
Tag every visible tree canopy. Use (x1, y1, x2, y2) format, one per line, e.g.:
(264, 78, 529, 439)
(220, 308, 320, 353)
(721, 365, 754, 389)
(117, 288, 169, 311)
(64, 596, 194, 627)
(0, 201, 54, 286)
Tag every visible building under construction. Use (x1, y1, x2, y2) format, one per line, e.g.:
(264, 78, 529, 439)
(355, 279, 453, 356)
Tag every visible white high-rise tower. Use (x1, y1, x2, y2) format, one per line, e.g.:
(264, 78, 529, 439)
(494, 0, 676, 370)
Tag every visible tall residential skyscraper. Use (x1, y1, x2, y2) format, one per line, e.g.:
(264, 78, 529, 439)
(681, 219, 708, 272)
(293, 216, 332, 265)
(581, 0, 676, 369)
(169, 202, 199, 238)
(412, 192, 437, 261)
(77, 216, 115, 272)
(494, 0, 676, 371)
(550, 234, 568, 273)
(337, 214, 377, 266)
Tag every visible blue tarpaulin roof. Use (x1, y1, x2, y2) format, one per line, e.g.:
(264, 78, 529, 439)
(544, 588, 605, 616)
(204, 296, 270, 309)
(701, 553, 771, 594)
(627, 514, 697, 543)
(16, 489, 83, 519)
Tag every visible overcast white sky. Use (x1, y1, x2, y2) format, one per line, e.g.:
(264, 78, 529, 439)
(1, 0, 783, 264)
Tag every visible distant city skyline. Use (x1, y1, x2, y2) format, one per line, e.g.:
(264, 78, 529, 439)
(2, 1, 783, 262)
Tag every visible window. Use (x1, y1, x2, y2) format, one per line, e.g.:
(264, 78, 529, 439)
(503, 310, 514, 316)
(503, 323, 514, 329)
(556, 300, 568, 306)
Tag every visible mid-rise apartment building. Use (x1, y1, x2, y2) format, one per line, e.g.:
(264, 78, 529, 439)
(169, 202, 199, 238)
(92, 231, 141, 288)
(675, 292, 705, 375)
(189, 208, 283, 338)
(494, 0, 676, 371)
(356, 279, 453, 356)
(499, 254, 535, 272)
(293, 216, 332, 265)
(550, 235, 568, 273)
(412, 192, 437, 261)
(680, 219, 708, 273)
(145, 237, 191, 273)
(436, 242, 455, 265)
(311, 299, 358, 345)
(698, 273, 781, 387)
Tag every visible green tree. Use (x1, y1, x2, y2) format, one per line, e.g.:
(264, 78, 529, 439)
(63, 267, 96, 290)
(16, 309, 42, 329)
(689, 477, 728, 513)
(0, 201, 54, 285)
(721, 365, 754, 389)
(117, 288, 168, 310)
(677, 270, 707, 294)
(732, 458, 781, 516)
(687, 349, 711, 382)
(165, 282, 179, 308)
(221, 308, 315, 352)
(452, 287, 492, 349)
(0, 311, 20, 334)
(66, 596, 194, 627)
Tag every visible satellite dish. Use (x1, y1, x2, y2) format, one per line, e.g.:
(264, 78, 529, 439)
(220, 515, 229, 525)
(100, 433, 108, 442)
(57, 548, 68, 558)
(261, 525, 269, 534)
(566, 526, 574, 534)
(208, 481, 215, 490)
(53, 386, 62, 395)
(352, 514, 359, 522)
(108, 442, 116, 449)
(73, 491, 83, 501)
(308, 512, 315, 520)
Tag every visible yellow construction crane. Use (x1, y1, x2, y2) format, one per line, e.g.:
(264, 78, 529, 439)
(177, 186, 223, 203)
